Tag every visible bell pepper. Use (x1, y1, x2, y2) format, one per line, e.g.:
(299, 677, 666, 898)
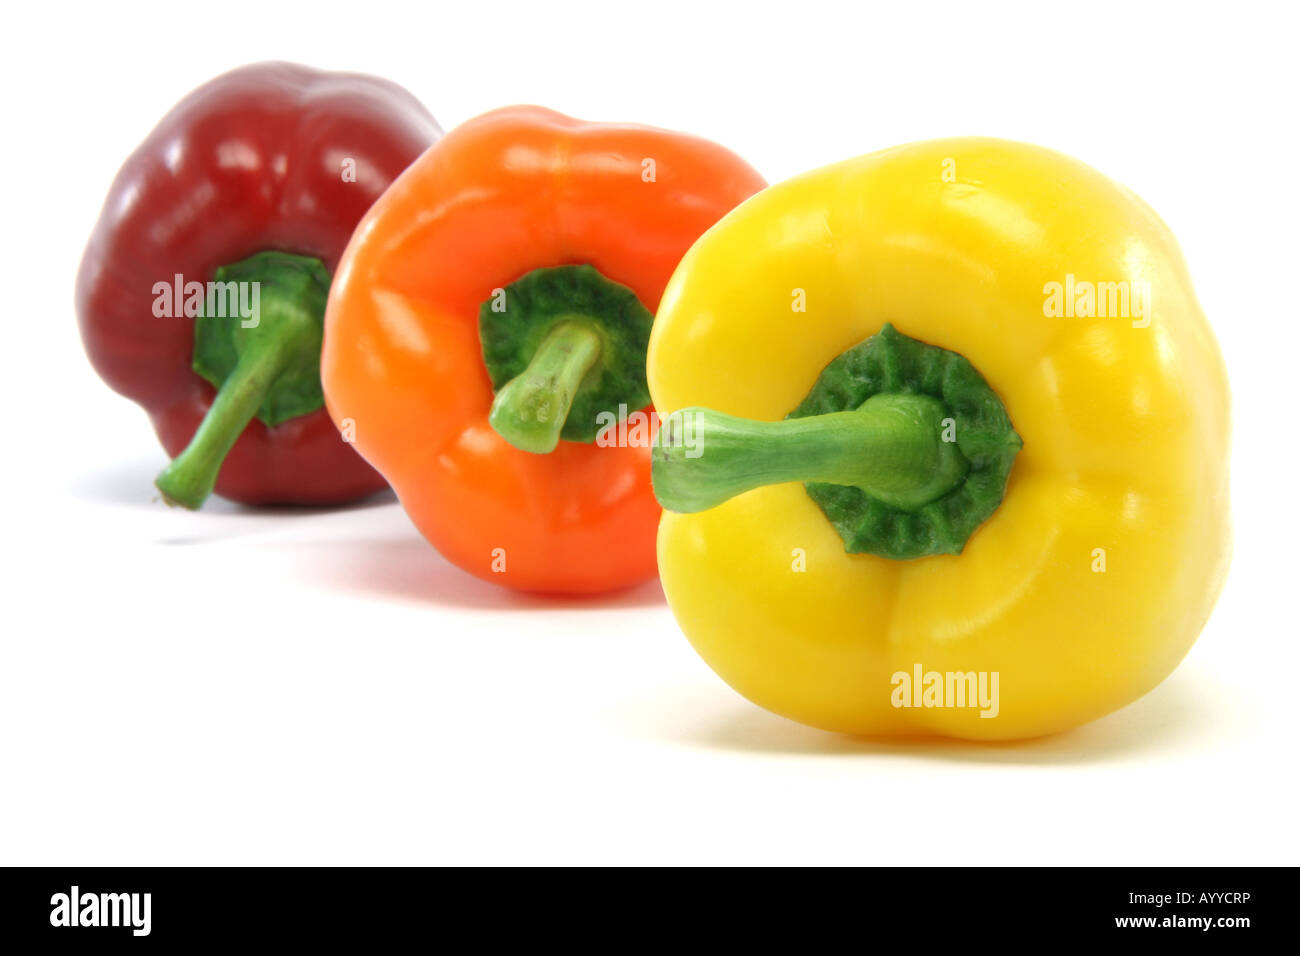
(76, 62, 441, 509)
(322, 106, 765, 593)
(649, 138, 1231, 740)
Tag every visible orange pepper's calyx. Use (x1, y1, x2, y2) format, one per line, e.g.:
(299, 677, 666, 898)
(480, 265, 653, 454)
(155, 251, 330, 510)
(652, 324, 1022, 559)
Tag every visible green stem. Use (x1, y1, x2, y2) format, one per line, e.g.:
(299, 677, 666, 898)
(488, 321, 603, 454)
(154, 251, 330, 510)
(653, 393, 969, 514)
(155, 326, 304, 509)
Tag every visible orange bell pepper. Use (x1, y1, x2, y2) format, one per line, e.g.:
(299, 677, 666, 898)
(321, 106, 764, 593)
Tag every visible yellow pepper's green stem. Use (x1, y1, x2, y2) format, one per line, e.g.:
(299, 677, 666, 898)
(488, 320, 603, 454)
(653, 393, 969, 513)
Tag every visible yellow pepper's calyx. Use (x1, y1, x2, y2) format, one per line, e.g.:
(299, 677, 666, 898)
(652, 324, 1022, 559)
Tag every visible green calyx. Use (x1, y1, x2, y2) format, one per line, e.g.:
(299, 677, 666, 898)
(652, 324, 1022, 560)
(481, 265, 653, 454)
(155, 251, 331, 509)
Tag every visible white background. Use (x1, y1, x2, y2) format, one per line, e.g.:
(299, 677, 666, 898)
(1, 1, 1296, 865)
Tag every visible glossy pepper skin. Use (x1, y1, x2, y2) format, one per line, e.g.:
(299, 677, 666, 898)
(649, 139, 1231, 740)
(322, 106, 765, 593)
(77, 62, 441, 506)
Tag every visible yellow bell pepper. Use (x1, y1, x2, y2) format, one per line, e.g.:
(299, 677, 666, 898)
(648, 138, 1231, 740)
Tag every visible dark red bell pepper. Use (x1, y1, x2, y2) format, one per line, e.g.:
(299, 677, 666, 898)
(76, 62, 441, 508)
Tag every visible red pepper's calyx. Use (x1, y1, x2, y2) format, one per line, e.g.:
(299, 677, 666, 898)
(480, 265, 652, 454)
(652, 324, 1022, 560)
(155, 252, 330, 509)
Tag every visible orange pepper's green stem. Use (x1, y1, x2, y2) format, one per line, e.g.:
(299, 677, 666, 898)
(480, 265, 653, 454)
(488, 320, 603, 454)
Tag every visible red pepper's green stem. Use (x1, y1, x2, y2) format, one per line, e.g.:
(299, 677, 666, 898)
(156, 330, 303, 509)
(489, 321, 603, 454)
(154, 251, 330, 510)
(653, 393, 969, 514)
